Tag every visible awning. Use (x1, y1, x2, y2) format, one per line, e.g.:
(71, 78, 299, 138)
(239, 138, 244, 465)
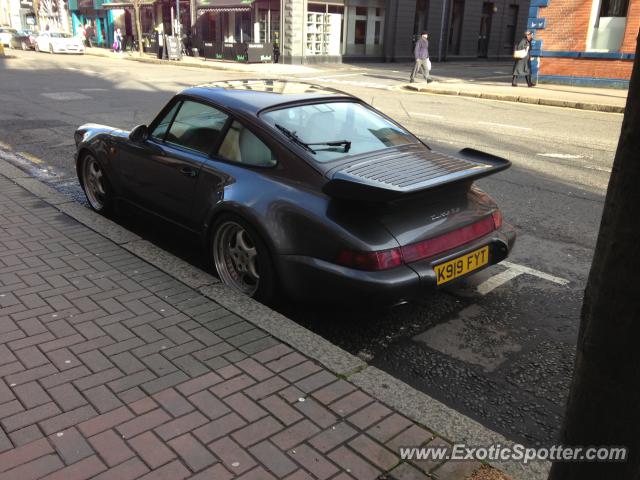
(101, 0, 154, 9)
(196, 0, 254, 11)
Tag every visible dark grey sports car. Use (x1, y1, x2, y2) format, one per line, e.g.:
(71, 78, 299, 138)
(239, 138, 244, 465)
(74, 80, 515, 304)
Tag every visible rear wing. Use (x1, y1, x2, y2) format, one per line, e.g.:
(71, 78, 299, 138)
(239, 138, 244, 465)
(322, 146, 511, 202)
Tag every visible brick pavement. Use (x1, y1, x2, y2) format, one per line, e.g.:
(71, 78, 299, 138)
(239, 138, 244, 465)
(0, 174, 483, 480)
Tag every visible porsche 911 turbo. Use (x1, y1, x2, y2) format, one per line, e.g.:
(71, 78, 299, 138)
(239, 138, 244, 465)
(74, 80, 515, 304)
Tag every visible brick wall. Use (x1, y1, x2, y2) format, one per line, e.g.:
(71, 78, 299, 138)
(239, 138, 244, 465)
(540, 57, 633, 79)
(621, 0, 640, 52)
(535, 0, 592, 51)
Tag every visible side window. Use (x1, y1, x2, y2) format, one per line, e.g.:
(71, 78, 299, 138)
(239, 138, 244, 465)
(165, 100, 229, 154)
(150, 101, 180, 141)
(218, 121, 277, 167)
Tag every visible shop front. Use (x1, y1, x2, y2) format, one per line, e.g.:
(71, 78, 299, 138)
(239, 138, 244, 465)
(19, 0, 37, 30)
(195, 0, 276, 62)
(69, 0, 114, 47)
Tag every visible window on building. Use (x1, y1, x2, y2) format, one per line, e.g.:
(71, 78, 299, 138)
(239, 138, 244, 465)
(374, 20, 381, 44)
(588, 0, 629, 50)
(504, 4, 518, 50)
(599, 0, 629, 17)
(414, 0, 430, 37)
(355, 19, 366, 44)
(356, 7, 368, 15)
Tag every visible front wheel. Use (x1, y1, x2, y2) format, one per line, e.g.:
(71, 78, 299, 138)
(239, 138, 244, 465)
(21, 41, 28, 51)
(211, 215, 277, 304)
(80, 153, 113, 214)
(49, 44, 54, 54)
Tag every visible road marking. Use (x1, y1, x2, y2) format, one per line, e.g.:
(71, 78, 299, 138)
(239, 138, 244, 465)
(17, 151, 43, 164)
(501, 261, 570, 285)
(41, 92, 91, 101)
(299, 73, 363, 80)
(476, 261, 570, 295)
(80, 88, 108, 92)
(476, 268, 523, 295)
(537, 153, 584, 159)
(478, 121, 532, 131)
(409, 112, 444, 118)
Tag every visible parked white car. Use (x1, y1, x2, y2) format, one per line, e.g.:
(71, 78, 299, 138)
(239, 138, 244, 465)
(35, 32, 85, 54)
(0, 27, 18, 46)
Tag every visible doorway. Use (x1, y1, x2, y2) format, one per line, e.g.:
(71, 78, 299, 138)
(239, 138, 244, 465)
(477, 1, 494, 57)
(448, 0, 464, 55)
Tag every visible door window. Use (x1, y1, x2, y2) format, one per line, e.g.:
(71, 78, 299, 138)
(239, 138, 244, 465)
(218, 121, 276, 167)
(165, 100, 229, 154)
(150, 101, 180, 141)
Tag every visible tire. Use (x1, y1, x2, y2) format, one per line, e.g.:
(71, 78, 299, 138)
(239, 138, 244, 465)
(211, 214, 277, 304)
(49, 44, 54, 54)
(21, 41, 27, 51)
(80, 153, 113, 215)
(34, 42, 39, 52)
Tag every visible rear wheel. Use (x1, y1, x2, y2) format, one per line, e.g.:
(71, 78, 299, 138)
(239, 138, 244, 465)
(80, 153, 113, 214)
(211, 215, 277, 304)
(21, 41, 27, 51)
(49, 44, 54, 54)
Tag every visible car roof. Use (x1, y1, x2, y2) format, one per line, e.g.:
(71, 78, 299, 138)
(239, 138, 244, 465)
(180, 80, 354, 116)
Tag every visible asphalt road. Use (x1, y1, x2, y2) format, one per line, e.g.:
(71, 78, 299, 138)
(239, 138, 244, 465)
(0, 50, 623, 447)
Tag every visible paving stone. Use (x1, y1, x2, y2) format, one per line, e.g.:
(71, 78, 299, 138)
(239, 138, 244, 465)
(249, 440, 297, 477)
(328, 446, 381, 480)
(288, 444, 339, 480)
(168, 433, 217, 472)
(208, 437, 256, 474)
(49, 427, 93, 465)
(129, 431, 176, 469)
(88, 429, 135, 467)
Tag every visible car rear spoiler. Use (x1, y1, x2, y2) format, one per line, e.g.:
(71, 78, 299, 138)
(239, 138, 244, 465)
(322, 146, 511, 202)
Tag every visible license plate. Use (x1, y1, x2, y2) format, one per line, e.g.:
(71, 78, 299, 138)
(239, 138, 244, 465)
(434, 246, 489, 285)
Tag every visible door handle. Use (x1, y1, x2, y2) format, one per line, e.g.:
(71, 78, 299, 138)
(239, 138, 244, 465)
(180, 166, 198, 177)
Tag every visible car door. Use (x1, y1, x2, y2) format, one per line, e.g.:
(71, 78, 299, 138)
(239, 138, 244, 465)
(37, 33, 48, 50)
(117, 98, 229, 228)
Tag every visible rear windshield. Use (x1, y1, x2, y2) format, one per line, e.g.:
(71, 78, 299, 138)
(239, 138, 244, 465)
(260, 101, 416, 162)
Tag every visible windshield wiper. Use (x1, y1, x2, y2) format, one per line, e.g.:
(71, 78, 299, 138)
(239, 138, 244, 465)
(275, 124, 351, 154)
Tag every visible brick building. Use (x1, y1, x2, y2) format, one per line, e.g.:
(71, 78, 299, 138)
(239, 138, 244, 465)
(531, 0, 639, 87)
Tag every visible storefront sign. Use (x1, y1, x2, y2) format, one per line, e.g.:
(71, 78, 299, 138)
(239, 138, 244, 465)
(20, 0, 33, 8)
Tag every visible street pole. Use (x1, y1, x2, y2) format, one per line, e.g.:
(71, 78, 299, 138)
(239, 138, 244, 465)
(437, 0, 445, 61)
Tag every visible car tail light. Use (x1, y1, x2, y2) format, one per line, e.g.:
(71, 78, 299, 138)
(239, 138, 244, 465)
(337, 247, 403, 271)
(491, 209, 503, 229)
(401, 216, 496, 263)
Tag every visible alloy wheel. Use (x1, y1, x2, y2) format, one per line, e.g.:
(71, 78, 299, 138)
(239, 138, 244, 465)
(82, 155, 107, 211)
(213, 221, 260, 296)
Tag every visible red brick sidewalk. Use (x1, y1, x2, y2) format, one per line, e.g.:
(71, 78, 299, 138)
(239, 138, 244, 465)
(0, 174, 487, 480)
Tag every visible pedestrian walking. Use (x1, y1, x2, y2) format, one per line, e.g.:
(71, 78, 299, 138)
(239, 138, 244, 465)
(410, 31, 431, 83)
(86, 23, 93, 47)
(512, 30, 534, 87)
(113, 28, 123, 53)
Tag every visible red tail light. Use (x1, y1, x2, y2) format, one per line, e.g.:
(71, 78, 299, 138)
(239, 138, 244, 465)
(336, 212, 503, 271)
(337, 247, 402, 271)
(492, 209, 503, 229)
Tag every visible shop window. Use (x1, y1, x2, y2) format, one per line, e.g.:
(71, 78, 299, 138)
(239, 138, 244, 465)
(588, 0, 629, 50)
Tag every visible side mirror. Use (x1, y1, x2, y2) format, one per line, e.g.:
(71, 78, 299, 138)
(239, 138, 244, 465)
(129, 124, 149, 143)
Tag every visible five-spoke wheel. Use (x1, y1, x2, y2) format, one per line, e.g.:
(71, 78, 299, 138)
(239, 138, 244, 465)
(81, 154, 111, 213)
(212, 216, 276, 302)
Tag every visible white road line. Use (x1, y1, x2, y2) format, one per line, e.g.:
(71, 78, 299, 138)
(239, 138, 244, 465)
(501, 261, 570, 285)
(478, 121, 532, 131)
(476, 268, 524, 295)
(536, 153, 584, 159)
(409, 112, 444, 118)
(299, 73, 363, 80)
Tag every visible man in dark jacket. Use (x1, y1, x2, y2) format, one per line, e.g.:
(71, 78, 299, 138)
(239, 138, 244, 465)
(512, 30, 534, 87)
(410, 31, 431, 83)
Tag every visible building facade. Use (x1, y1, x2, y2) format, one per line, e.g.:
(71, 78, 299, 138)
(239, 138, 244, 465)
(531, 0, 638, 87)
(385, 0, 531, 62)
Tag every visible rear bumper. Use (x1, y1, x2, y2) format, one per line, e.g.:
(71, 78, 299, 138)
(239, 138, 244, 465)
(277, 223, 516, 305)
